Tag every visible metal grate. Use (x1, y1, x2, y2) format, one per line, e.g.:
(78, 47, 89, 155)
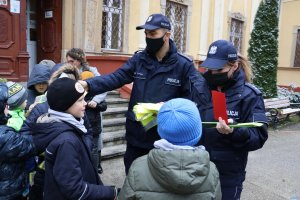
(165, 1, 187, 53)
(229, 18, 243, 53)
(294, 29, 300, 67)
(101, 0, 124, 51)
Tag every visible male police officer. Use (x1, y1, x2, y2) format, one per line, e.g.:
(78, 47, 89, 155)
(80, 13, 198, 173)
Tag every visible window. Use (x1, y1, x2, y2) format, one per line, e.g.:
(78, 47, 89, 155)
(294, 29, 300, 67)
(165, 0, 187, 53)
(101, 0, 124, 51)
(229, 18, 243, 53)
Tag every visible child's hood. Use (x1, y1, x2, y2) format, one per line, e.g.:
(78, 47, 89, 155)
(29, 113, 74, 154)
(27, 64, 51, 90)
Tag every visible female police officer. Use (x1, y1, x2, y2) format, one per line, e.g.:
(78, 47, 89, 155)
(190, 40, 268, 200)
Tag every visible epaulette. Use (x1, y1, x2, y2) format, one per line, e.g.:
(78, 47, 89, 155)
(245, 83, 262, 95)
(134, 50, 143, 54)
(178, 53, 193, 62)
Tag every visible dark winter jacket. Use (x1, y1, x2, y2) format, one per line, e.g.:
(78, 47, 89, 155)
(86, 40, 197, 149)
(85, 100, 107, 136)
(19, 100, 94, 197)
(26, 64, 51, 109)
(0, 125, 36, 200)
(119, 148, 221, 200)
(82, 66, 107, 137)
(190, 69, 268, 187)
(32, 113, 115, 200)
(21, 101, 93, 152)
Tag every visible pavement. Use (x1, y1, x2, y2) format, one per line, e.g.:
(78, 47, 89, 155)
(100, 121, 300, 200)
(241, 123, 300, 200)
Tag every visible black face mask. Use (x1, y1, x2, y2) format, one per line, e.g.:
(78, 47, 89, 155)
(203, 71, 232, 89)
(146, 33, 166, 55)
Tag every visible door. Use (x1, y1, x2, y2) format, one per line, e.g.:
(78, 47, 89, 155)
(0, 0, 29, 81)
(36, 0, 62, 63)
(26, 0, 37, 74)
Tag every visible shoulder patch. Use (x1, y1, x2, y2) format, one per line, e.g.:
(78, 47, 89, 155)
(245, 83, 262, 95)
(178, 53, 193, 62)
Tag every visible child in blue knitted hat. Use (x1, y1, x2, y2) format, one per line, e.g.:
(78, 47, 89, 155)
(156, 97, 202, 148)
(119, 98, 222, 200)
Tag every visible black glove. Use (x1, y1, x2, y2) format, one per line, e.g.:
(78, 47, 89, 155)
(96, 100, 107, 112)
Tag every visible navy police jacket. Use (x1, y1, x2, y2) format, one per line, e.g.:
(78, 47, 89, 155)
(190, 69, 268, 187)
(87, 40, 197, 149)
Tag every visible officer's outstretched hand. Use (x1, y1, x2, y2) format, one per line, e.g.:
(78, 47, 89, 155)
(216, 117, 234, 135)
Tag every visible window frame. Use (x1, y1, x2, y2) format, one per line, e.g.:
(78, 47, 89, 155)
(164, 0, 189, 53)
(293, 28, 300, 67)
(101, 0, 125, 52)
(228, 12, 246, 53)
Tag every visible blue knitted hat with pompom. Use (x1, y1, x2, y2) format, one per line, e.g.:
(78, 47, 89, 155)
(157, 98, 202, 146)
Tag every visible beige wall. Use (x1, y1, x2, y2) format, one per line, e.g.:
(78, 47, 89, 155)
(60, 0, 300, 87)
(188, 0, 259, 60)
(62, 0, 103, 57)
(188, 0, 201, 59)
(62, 0, 259, 58)
(278, 0, 300, 67)
(278, 67, 300, 86)
(61, 0, 74, 60)
(127, 0, 142, 54)
(63, 1, 259, 52)
(278, 0, 300, 86)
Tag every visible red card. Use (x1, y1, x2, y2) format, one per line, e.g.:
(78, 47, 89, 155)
(211, 90, 228, 124)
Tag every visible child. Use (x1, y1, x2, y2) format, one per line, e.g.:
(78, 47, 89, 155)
(0, 82, 36, 200)
(81, 71, 107, 174)
(26, 63, 51, 112)
(33, 78, 117, 199)
(6, 81, 28, 131)
(20, 64, 93, 200)
(6, 81, 35, 197)
(67, 48, 107, 173)
(119, 98, 221, 200)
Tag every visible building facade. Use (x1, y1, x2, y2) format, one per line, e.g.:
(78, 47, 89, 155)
(278, 0, 300, 88)
(1, 0, 299, 90)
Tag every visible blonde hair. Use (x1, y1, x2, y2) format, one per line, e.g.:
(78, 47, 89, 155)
(237, 54, 252, 83)
(25, 64, 80, 117)
(48, 63, 80, 85)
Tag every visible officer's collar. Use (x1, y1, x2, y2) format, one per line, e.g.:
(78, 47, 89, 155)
(141, 40, 178, 65)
